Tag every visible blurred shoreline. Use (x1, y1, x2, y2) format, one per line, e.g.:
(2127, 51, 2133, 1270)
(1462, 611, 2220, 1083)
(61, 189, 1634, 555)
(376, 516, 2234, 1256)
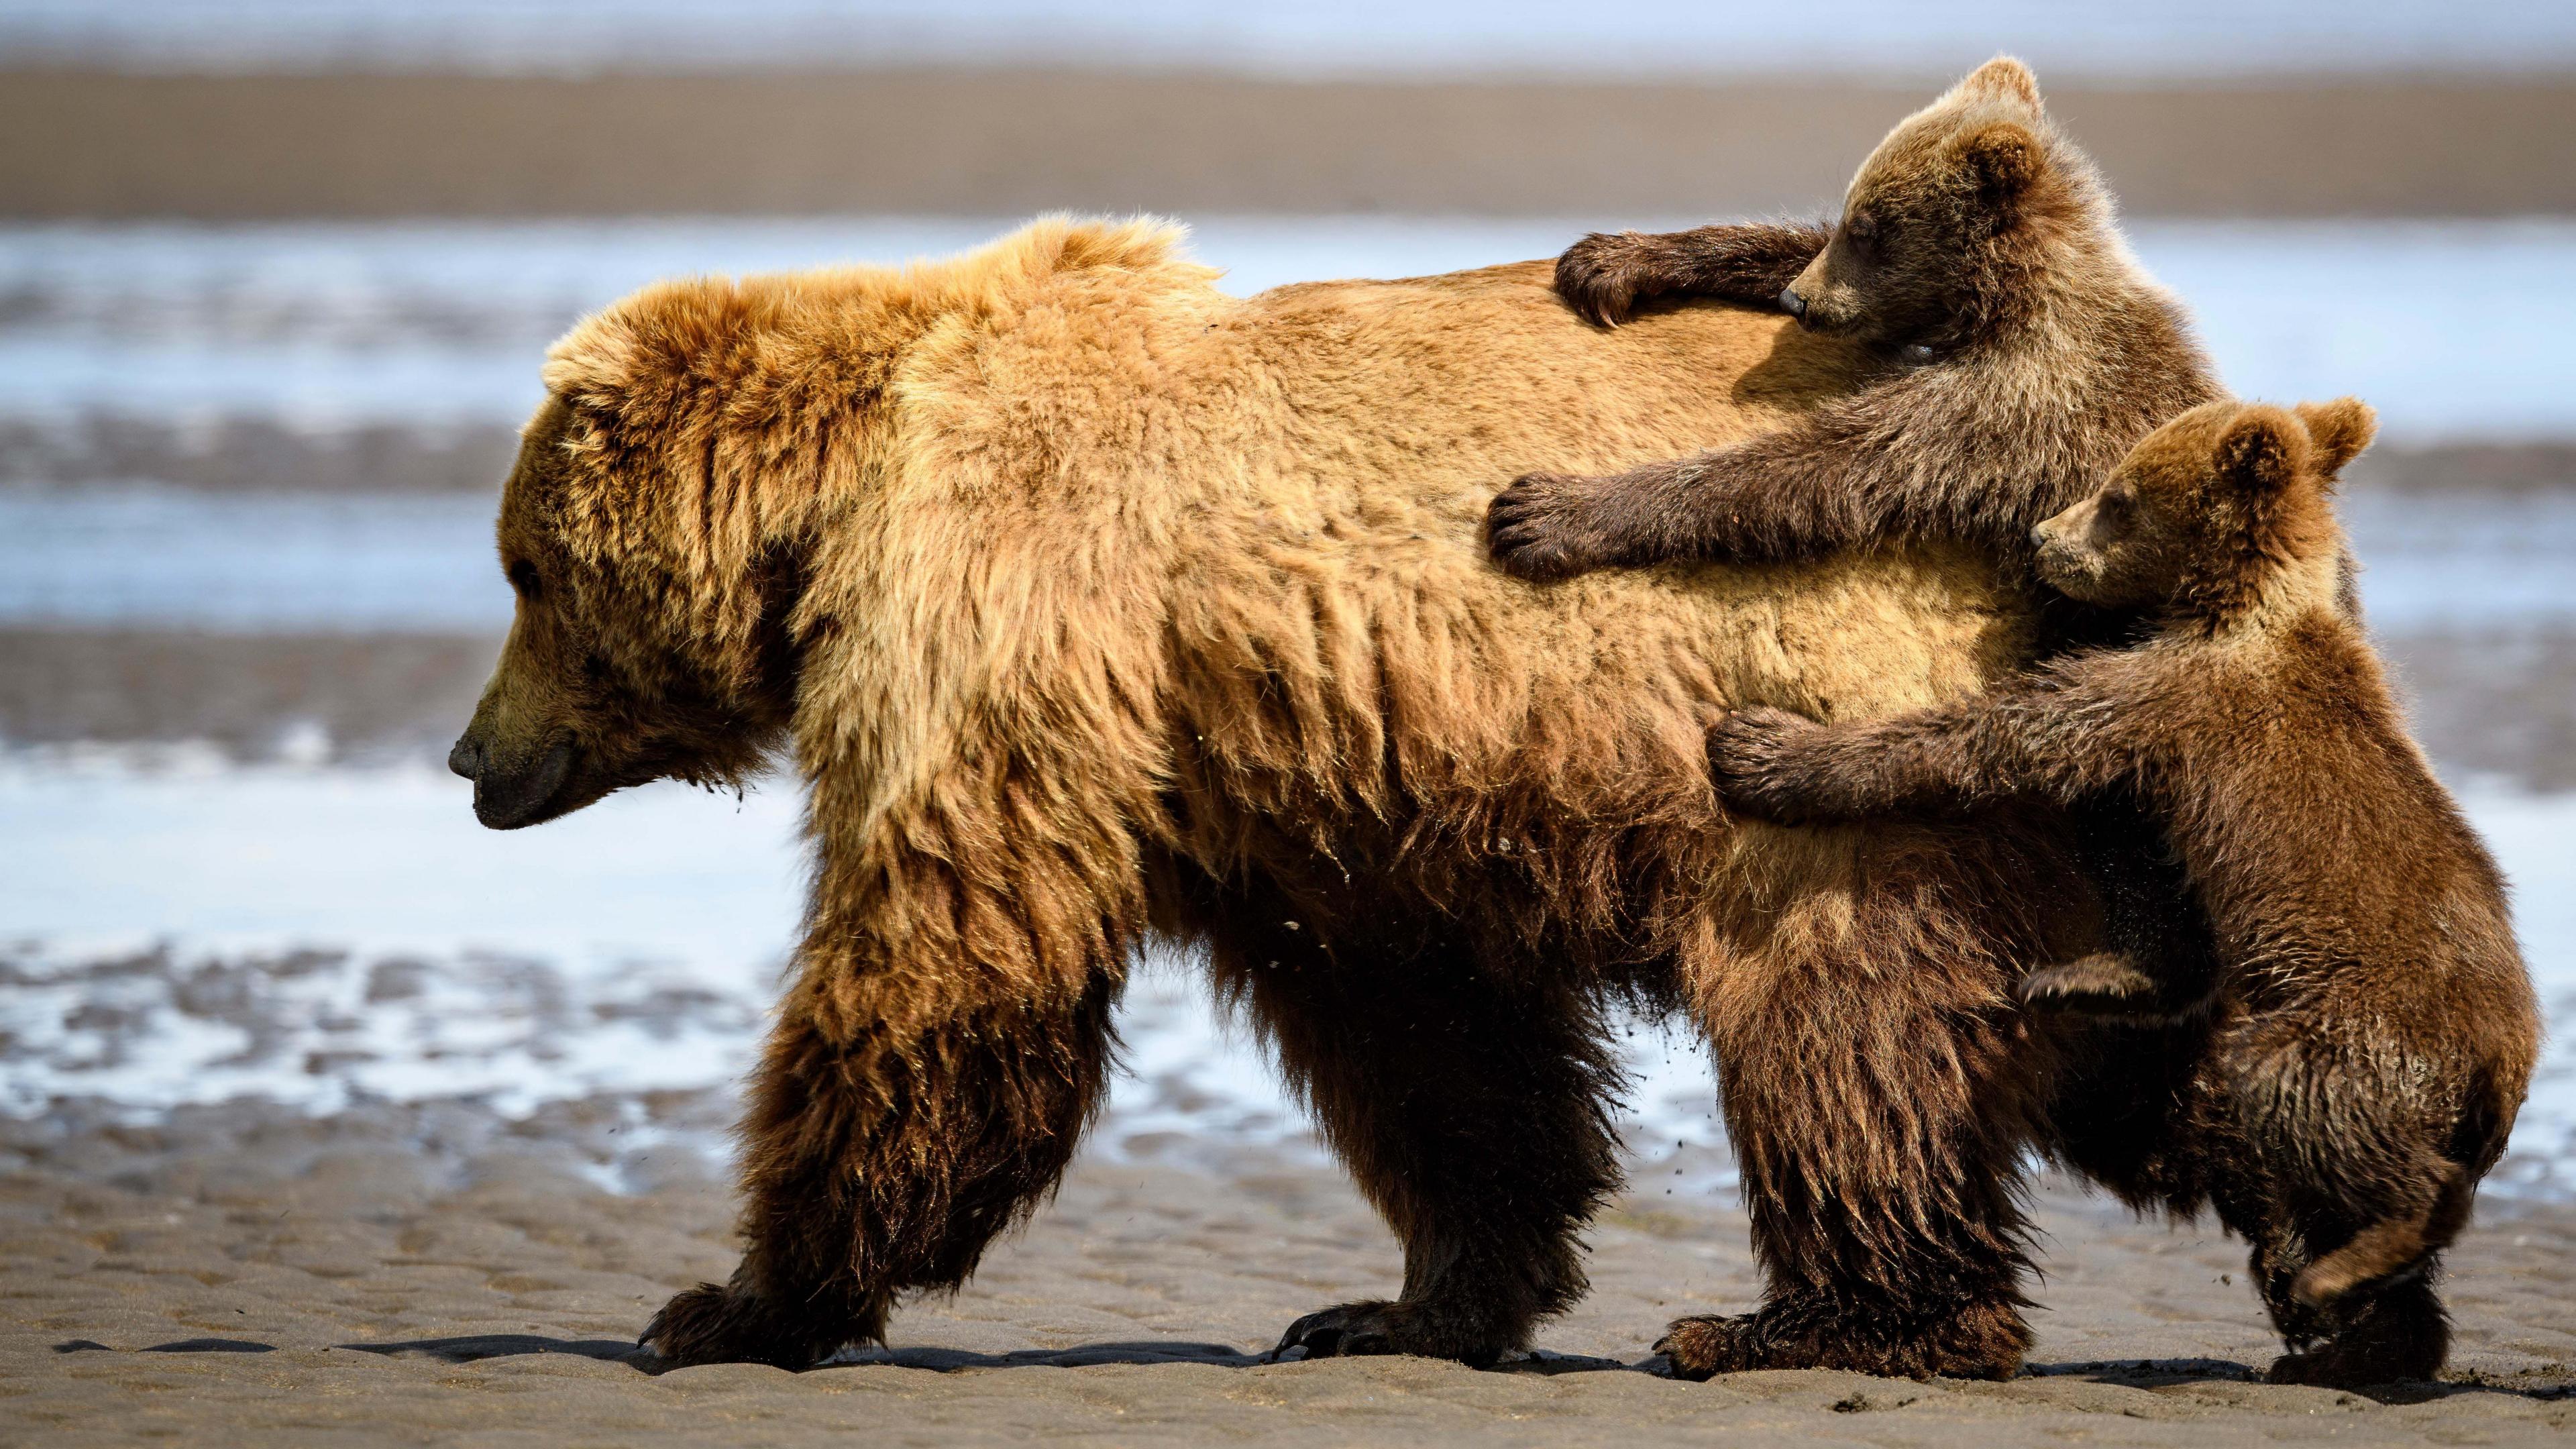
(11, 68, 2576, 219)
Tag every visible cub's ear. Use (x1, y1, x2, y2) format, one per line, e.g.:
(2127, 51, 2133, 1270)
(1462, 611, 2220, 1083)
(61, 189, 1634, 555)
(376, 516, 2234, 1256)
(2214, 406, 2305, 495)
(1955, 121, 2043, 207)
(1950, 56, 2044, 113)
(2294, 396, 2378, 483)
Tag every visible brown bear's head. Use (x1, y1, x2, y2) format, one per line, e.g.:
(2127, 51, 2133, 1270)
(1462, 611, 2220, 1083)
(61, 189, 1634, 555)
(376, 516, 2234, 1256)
(2030, 397, 2377, 621)
(1782, 56, 2108, 352)
(447, 389, 806, 830)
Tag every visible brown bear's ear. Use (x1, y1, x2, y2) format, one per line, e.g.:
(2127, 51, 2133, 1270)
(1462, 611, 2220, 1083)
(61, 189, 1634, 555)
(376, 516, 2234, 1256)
(1956, 121, 2043, 206)
(1951, 56, 2045, 113)
(2214, 407, 2305, 497)
(2294, 396, 2379, 485)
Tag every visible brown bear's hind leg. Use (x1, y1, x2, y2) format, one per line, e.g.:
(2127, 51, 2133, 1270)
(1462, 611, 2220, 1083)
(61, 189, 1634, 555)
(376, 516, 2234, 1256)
(1678, 835, 2055, 1381)
(644, 975, 1119, 1368)
(1212, 898, 1625, 1367)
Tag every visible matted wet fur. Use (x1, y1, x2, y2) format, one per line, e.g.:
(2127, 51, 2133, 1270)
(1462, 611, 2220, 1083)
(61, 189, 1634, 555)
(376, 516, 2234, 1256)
(449, 214, 2172, 1379)
(1706, 400, 2542, 1387)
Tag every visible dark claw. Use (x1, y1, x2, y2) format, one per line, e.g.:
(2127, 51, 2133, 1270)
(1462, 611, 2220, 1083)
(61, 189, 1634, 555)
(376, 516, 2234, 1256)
(1273, 1301, 1403, 1361)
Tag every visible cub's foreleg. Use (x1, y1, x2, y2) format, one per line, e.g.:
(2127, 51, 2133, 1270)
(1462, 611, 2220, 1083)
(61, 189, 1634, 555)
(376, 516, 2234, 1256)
(1699, 702, 2023, 825)
(1552, 221, 1830, 327)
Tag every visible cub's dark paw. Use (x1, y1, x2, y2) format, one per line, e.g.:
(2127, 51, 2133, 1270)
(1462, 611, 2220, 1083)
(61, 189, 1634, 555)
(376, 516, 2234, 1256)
(1555, 232, 1651, 327)
(1703, 704, 1823, 822)
(641, 1283, 860, 1371)
(1487, 471, 1624, 582)
(2019, 952, 2162, 1012)
(1271, 1299, 1503, 1368)
(1653, 1313, 1759, 1381)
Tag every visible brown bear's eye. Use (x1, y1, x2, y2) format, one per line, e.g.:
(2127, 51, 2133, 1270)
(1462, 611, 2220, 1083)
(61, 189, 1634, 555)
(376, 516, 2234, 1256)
(1845, 211, 1881, 250)
(507, 560, 543, 602)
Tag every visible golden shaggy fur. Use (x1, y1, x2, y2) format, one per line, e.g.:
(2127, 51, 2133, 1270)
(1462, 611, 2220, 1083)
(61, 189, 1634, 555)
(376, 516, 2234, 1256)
(1707, 399, 2540, 1387)
(454, 217, 2117, 1376)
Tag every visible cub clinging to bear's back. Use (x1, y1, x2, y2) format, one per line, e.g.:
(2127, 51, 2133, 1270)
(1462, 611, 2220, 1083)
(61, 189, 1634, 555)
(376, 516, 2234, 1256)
(1703, 398, 2541, 1388)
(1503, 52, 2235, 1029)
(1485, 56, 2217, 584)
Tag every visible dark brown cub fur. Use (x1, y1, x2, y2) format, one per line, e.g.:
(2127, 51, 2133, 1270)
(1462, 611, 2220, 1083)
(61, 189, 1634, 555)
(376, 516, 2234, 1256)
(1551, 220, 1832, 329)
(1489, 56, 2217, 582)
(1705, 400, 2542, 1387)
(1501, 56, 2232, 1024)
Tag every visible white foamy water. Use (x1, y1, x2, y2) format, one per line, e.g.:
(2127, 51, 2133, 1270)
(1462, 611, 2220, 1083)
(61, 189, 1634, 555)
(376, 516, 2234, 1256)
(1, 753, 2569, 1193)
(5, 0, 2570, 78)
(4, 219, 2575, 443)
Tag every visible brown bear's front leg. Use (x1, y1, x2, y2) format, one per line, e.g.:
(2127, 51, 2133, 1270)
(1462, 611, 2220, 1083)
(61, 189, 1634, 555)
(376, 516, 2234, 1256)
(643, 979, 1118, 1369)
(1204, 890, 1625, 1367)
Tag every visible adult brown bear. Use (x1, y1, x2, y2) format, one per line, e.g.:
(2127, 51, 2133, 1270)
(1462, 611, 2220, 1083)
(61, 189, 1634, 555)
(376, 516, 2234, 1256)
(449, 216, 2108, 1377)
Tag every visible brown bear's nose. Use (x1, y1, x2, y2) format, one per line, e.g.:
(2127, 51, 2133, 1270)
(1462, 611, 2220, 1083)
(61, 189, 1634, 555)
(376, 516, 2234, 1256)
(1777, 288, 1808, 320)
(2029, 525, 2053, 551)
(447, 735, 484, 782)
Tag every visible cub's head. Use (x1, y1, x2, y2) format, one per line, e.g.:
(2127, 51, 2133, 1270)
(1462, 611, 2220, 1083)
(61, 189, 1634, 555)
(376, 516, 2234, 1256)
(2031, 398, 2377, 621)
(447, 394, 805, 828)
(1782, 56, 2106, 351)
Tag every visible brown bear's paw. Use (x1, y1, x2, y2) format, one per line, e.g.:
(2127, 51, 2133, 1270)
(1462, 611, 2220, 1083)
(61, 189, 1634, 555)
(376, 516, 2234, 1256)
(1659, 1295, 2030, 1381)
(1653, 1314, 1760, 1380)
(1485, 472, 1629, 583)
(1271, 1299, 1508, 1368)
(641, 1282, 880, 1371)
(2019, 952, 2163, 1013)
(1554, 233, 1653, 327)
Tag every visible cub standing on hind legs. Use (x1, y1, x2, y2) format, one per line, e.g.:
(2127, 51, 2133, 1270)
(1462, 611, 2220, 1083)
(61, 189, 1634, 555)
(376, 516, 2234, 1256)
(1705, 399, 2541, 1387)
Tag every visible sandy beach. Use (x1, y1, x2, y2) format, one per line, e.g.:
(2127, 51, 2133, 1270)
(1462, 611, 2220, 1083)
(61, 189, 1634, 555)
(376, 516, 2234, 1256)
(9, 68, 2576, 221)
(5, 1099, 2573, 1447)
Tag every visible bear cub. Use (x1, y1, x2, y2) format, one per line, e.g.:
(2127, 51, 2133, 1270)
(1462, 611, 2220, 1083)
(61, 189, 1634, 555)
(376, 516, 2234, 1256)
(1703, 398, 2542, 1387)
(1488, 55, 2215, 585)
(1500, 54, 2232, 1022)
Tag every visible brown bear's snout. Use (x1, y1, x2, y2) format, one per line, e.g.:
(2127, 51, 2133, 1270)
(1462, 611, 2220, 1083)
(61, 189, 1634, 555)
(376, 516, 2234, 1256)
(1778, 286, 1810, 323)
(452, 729, 581, 831)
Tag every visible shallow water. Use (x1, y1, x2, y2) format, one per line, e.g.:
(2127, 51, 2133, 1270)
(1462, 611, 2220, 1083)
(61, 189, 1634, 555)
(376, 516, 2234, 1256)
(1, 753, 2569, 1198)
(4, 218, 2575, 442)
(4, 480, 2568, 637)
(9, 0, 2575, 78)
(2, 211, 2570, 1203)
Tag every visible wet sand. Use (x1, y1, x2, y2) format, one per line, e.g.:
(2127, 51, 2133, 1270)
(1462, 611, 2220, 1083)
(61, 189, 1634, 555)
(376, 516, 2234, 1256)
(4, 1104, 2573, 1446)
(9, 68, 2576, 220)
(10, 623, 2571, 787)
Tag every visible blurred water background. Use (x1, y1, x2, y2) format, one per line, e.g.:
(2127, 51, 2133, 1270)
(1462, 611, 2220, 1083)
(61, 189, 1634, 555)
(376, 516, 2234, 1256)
(3, 3, 2571, 1207)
